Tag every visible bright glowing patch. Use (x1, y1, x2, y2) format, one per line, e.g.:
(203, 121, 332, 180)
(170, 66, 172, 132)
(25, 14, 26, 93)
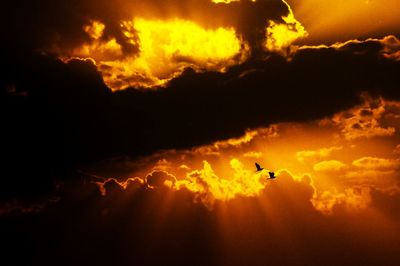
(285, 0, 400, 43)
(84, 20, 105, 40)
(62, 0, 310, 90)
(212, 0, 240, 3)
(92, 97, 400, 213)
(211, 0, 255, 3)
(265, 0, 307, 55)
(68, 18, 246, 90)
(172, 159, 267, 208)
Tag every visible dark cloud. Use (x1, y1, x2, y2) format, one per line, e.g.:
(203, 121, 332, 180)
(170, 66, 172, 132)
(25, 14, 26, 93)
(1, 0, 289, 57)
(2, 1, 400, 264)
(1, 171, 399, 265)
(2, 36, 400, 201)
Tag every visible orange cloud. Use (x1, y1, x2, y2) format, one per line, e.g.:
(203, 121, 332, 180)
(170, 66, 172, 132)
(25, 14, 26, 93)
(63, 18, 248, 90)
(286, 0, 400, 44)
(352, 157, 399, 171)
(330, 96, 397, 140)
(298, 35, 400, 61)
(313, 160, 347, 173)
(88, 96, 400, 215)
(57, 0, 310, 90)
(296, 146, 342, 163)
(311, 186, 372, 215)
(394, 144, 400, 155)
(243, 151, 263, 159)
(211, 0, 240, 3)
(381, 35, 400, 61)
(265, 0, 308, 55)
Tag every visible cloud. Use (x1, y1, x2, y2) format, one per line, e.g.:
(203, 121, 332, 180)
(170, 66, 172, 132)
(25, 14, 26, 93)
(2, 166, 400, 265)
(52, 0, 308, 90)
(313, 160, 347, 173)
(342, 157, 400, 187)
(265, 0, 307, 56)
(2, 23, 400, 202)
(2, 0, 299, 89)
(330, 96, 398, 140)
(65, 18, 250, 89)
(394, 144, 400, 155)
(2, 95, 400, 264)
(352, 157, 400, 171)
(0, 197, 59, 216)
(2, 2, 400, 264)
(311, 186, 372, 215)
(296, 146, 342, 163)
(59, 0, 307, 89)
(243, 151, 263, 159)
(77, 96, 400, 217)
(286, 0, 400, 44)
(381, 35, 400, 61)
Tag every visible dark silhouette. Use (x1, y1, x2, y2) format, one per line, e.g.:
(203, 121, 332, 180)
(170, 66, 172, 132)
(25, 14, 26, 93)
(268, 172, 276, 179)
(255, 162, 264, 172)
(255, 163, 276, 179)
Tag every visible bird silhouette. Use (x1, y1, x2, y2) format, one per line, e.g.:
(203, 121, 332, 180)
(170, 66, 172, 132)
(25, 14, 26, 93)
(255, 163, 276, 179)
(255, 162, 264, 172)
(268, 172, 276, 179)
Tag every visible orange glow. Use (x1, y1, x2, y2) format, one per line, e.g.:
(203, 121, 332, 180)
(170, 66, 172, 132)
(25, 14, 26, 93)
(83, 20, 105, 40)
(298, 35, 400, 63)
(65, 18, 247, 90)
(212, 0, 257, 3)
(60, 0, 311, 90)
(211, 0, 240, 3)
(172, 159, 267, 208)
(265, 0, 307, 55)
(68, 21, 123, 62)
(92, 96, 400, 214)
(285, 0, 400, 44)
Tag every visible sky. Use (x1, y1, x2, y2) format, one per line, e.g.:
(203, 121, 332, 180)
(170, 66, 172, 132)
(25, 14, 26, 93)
(1, 0, 400, 265)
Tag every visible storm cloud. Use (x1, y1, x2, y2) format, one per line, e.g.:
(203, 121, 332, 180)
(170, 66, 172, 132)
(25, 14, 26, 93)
(1, 1, 400, 265)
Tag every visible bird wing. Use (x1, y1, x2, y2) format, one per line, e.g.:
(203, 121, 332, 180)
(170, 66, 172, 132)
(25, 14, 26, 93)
(269, 172, 275, 178)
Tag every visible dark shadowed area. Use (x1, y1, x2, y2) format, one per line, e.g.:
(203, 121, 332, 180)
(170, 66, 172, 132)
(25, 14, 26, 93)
(1, 173, 399, 265)
(1, 0, 400, 265)
(2, 38, 400, 200)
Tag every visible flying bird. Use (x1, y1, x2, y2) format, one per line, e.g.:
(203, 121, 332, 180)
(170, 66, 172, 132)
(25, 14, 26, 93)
(255, 162, 276, 179)
(255, 162, 264, 172)
(268, 172, 276, 179)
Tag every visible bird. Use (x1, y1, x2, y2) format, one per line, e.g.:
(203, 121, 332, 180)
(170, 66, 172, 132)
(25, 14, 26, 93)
(255, 163, 277, 180)
(255, 162, 264, 172)
(268, 171, 276, 179)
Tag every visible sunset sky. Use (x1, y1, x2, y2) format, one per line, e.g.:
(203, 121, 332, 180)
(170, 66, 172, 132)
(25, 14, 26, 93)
(1, 0, 400, 265)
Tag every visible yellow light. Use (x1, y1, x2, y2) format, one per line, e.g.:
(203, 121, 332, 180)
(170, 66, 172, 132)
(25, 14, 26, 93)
(265, 0, 307, 55)
(173, 159, 266, 208)
(84, 20, 105, 40)
(285, 0, 400, 43)
(92, 97, 400, 213)
(67, 18, 247, 90)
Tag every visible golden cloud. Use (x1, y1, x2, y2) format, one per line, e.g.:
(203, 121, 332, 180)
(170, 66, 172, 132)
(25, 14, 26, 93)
(394, 144, 400, 155)
(330, 96, 398, 140)
(311, 186, 372, 215)
(298, 35, 400, 61)
(286, 0, 400, 44)
(63, 18, 248, 90)
(352, 157, 400, 171)
(313, 160, 347, 173)
(265, 0, 308, 55)
(87, 96, 400, 215)
(243, 151, 263, 159)
(296, 146, 342, 163)
(56, 0, 309, 90)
